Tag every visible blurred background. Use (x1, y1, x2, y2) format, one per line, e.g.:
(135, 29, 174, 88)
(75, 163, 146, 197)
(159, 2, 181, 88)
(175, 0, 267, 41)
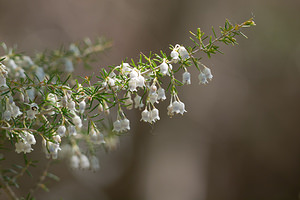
(1, 0, 300, 199)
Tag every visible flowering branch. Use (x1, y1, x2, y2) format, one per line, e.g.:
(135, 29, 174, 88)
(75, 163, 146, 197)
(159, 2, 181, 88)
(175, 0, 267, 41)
(0, 18, 255, 199)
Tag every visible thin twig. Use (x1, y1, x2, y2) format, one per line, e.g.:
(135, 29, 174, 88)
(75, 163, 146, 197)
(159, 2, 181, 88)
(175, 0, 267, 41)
(29, 159, 52, 196)
(0, 175, 19, 200)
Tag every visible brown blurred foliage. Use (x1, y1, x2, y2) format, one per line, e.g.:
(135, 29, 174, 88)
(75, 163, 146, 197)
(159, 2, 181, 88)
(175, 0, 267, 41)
(1, 0, 300, 199)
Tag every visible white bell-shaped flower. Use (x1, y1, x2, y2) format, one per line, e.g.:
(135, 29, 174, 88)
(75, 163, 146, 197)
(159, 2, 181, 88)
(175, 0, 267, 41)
(150, 84, 157, 94)
(170, 50, 179, 63)
(68, 125, 77, 136)
(26, 103, 39, 120)
(53, 135, 61, 143)
(57, 125, 66, 137)
(24, 132, 36, 145)
(141, 108, 151, 122)
(47, 141, 61, 159)
(47, 93, 57, 104)
(67, 100, 76, 111)
(121, 63, 132, 75)
(178, 101, 187, 115)
(90, 156, 100, 171)
(128, 78, 137, 92)
(198, 72, 208, 84)
(157, 87, 166, 101)
(80, 154, 90, 170)
(136, 75, 145, 88)
(130, 69, 139, 79)
(98, 103, 104, 112)
(167, 103, 174, 117)
(107, 77, 115, 87)
(3, 110, 11, 121)
(79, 100, 86, 114)
(104, 102, 110, 115)
(159, 61, 168, 76)
(70, 155, 80, 169)
(36, 67, 45, 81)
(7, 59, 18, 69)
(171, 101, 181, 114)
(113, 120, 122, 132)
(149, 92, 158, 104)
(171, 100, 187, 115)
(11, 102, 22, 118)
(15, 141, 33, 154)
(64, 58, 74, 73)
(90, 127, 105, 144)
(121, 118, 130, 131)
(72, 115, 82, 128)
(150, 108, 160, 122)
(178, 45, 190, 60)
(134, 94, 144, 109)
(182, 71, 191, 85)
(203, 67, 213, 80)
(124, 93, 133, 110)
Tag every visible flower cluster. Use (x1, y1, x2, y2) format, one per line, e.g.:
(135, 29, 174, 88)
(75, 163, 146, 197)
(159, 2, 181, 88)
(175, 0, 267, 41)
(0, 18, 255, 174)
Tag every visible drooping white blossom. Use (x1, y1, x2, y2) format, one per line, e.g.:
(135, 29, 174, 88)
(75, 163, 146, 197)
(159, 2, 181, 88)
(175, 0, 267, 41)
(128, 78, 137, 92)
(90, 127, 105, 144)
(134, 94, 144, 109)
(168, 99, 187, 116)
(26, 103, 39, 120)
(107, 77, 115, 87)
(64, 58, 74, 73)
(24, 131, 36, 145)
(113, 118, 130, 132)
(149, 92, 158, 104)
(150, 108, 160, 122)
(203, 67, 213, 80)
(124, 93, 133, 110)
(157, 87, 166, 101)
(170, 50, 180, 63)
(128, 69, 145, 91)
(3, 110, 11, 121)
(15, 131, 36, 154)
(67, 100, 76, 111)
(44, 140, 61, 159)
(79, 100, 86, 114)
(15, 141, 33, 154)
(68, 125, 77, 136)
(177, 45, 190, 60)
(121, 63, 132, 75)
(182, 71, 191, 85)
(120, 118, 130, 131)
(7, 59, 18, 70)
(113, 120, 122, 132)
(136, 75, 145, 88)
(98, 103, 104, 113)
(141, 108, 151, 122)
(159, 60, 169, 76)
(36, 67, 45, 81)
(70, 155, 80, 169)
(90, 155, 100, 171)
(79, 154, 90, 170)
(11, 102, 22, 118)
(198, 72, 208, 84)
(72, 115, 82, 128)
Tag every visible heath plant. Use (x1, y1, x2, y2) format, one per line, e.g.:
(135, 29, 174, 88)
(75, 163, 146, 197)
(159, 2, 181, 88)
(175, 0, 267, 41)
(0, 18, 255, 200)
